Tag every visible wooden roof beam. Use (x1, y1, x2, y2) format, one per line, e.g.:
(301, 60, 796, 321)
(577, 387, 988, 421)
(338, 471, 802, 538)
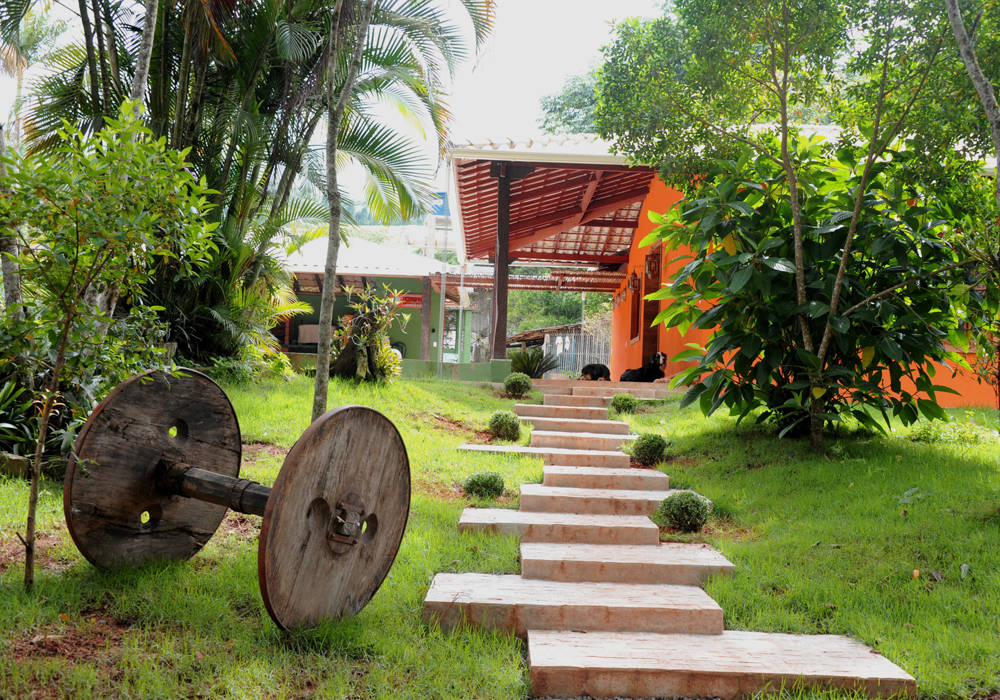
(508, 185, 651, 252)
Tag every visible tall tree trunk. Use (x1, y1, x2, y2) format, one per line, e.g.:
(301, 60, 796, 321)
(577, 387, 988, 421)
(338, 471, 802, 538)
(945, 0, 1000, 218)
(312, 0, 376, 422)
(0, 127, 23, 322)
(77, 0, 103, 128)
(131, 0, 160, 103)
(91, 0, 112, 114)
(946, 0, 1000, 423)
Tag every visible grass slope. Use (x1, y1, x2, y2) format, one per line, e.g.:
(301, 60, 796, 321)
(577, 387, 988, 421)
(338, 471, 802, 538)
(1, 375, 998, 698)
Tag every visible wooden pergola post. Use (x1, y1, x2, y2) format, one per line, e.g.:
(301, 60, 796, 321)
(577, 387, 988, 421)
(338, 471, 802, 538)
(489, 161, 533, 360)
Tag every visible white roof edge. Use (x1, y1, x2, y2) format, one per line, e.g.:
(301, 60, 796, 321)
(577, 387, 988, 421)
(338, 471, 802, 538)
(448, 147, 630, 166)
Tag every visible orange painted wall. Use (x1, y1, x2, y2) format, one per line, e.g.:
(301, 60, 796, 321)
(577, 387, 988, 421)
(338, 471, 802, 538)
(609, 179, 996, 408)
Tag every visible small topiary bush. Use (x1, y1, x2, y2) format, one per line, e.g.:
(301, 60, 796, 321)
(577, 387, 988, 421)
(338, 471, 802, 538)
(488, 410, 521, 441)
(504, 372, 532, 398)
(655, 491, 710, 532)
(610, 393, 638, 414)
(464, 471, 505, 500)
(629, 432, 669, 466)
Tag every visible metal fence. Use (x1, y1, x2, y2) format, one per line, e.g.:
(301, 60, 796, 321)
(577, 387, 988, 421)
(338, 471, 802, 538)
(541, 313, 612, 376)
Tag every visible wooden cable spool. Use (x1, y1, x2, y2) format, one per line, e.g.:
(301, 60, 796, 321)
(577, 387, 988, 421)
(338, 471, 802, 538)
(63, 369, 410, 630)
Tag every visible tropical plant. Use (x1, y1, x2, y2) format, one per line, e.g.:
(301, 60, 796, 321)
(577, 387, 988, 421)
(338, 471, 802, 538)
(328, 284, 406, 382)
(509, 347, 559, 378)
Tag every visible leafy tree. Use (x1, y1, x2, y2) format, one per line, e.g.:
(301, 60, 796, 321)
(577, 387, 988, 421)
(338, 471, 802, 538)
(539, 69, 598, 134)
(597, 0, 993, 448)
(653, 140, 982, 435)
(0, 103, 214, 589)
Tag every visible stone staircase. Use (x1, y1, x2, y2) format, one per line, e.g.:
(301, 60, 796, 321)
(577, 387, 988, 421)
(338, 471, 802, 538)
(432, 382, 916, 699)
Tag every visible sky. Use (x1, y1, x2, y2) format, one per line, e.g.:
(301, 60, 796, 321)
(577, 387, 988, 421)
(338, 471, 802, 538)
(444, 0, 663, 139)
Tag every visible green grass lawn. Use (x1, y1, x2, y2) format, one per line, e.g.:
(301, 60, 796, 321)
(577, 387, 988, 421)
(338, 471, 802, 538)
(1, 375, 998, 698)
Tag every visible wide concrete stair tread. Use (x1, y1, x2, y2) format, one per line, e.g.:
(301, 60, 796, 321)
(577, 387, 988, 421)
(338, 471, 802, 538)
(528, 630, 916, 699)
(423, 574, 723, 638)
(458, 443, 629, 468)
(571, 386, 669, 399)
(530, 430, 634, 450)
(520, 542, 734, 585)
(458, 508, 659, 544)
(543, 465, 669, 490)
(515, 404, 609, 420)
(520, 483, 680, 516)
(522, 416, 631, 435)
(545, 394, 610, 407)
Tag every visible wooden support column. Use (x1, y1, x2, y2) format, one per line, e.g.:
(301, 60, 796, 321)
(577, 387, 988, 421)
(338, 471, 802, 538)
(421, 276, 432, 361)
(489, 161, 533, 360)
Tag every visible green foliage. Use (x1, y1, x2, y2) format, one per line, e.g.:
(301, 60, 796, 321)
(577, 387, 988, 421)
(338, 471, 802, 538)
(508, 348, 559, 379)
(629, 433, 669, 466)
(538, 70, 598, 134)
(503, 372, 532, 398)
(487, 410, 521, 441)
(463, 471, 505, 500)
(0, 103, 214, 462)
(507, 285, 608, 334)
(329, 285, 407, 382)
(652, 140, 983, 435)
(610, 393, 639, 414)
(654, 491, 710, 532)
(907, 420, 996, 445)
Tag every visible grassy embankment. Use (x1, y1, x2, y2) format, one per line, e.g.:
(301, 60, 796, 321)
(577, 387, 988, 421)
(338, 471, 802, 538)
(1, 374, 998, 698)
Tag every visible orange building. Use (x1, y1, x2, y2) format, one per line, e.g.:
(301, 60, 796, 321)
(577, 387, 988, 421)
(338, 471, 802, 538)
(449, 136, 995, 409)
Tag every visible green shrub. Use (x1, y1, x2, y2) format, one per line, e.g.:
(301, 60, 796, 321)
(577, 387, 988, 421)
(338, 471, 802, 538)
(610, 393, 639, 414)
(509, 347, 559, 378)
(629, 432, 669, 465)
(655, 492, 710, 532)
(488, 410, 521, 441)
(463, 471, 505, 500)
(503, 372, 532, 398)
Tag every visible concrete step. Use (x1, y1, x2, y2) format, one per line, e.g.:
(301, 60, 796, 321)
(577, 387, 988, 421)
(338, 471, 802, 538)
(530, 430, 634, 451)
(543, 465, 669, 490)
(528, 630, 916, 700)
(457, 443, 629, 468)
(571, 386, 669, 399)
(521, 416, 630, 435)
(423, 574, 723, 638)
(520, 484, 677, 516)
(544, 394, 609, 407)
(458, 508, 659, 544)
(520, 542, 735, 585)
(514, 403, 608, 421)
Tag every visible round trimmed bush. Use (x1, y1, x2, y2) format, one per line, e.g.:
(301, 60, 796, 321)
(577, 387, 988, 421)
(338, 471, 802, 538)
(610, 393, 639, 414)
(488, 410, 521, 441)
(504, 372, 532, 398)
(655, 492, 710, 532)
(629, 432, 669, 466)
(464, 471, 505, 500)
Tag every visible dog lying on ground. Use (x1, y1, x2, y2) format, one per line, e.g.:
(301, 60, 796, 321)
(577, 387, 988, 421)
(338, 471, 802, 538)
(619, 352, 667, 382)
(580, 363, 611, 381)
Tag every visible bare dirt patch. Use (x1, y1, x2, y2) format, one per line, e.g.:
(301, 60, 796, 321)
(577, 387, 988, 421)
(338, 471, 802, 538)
(10, 610, 128, 666)
(242, 442, 287, 463)
(219, 511, 260, 539)
(0, 533, 70, 575)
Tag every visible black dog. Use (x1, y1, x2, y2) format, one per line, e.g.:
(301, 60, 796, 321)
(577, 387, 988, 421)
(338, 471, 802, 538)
(580, 363, 611, 381)
(619, 352, 667, 382)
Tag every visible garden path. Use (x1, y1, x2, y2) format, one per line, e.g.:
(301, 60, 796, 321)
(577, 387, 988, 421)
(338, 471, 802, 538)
(435, 381, 916, 698)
